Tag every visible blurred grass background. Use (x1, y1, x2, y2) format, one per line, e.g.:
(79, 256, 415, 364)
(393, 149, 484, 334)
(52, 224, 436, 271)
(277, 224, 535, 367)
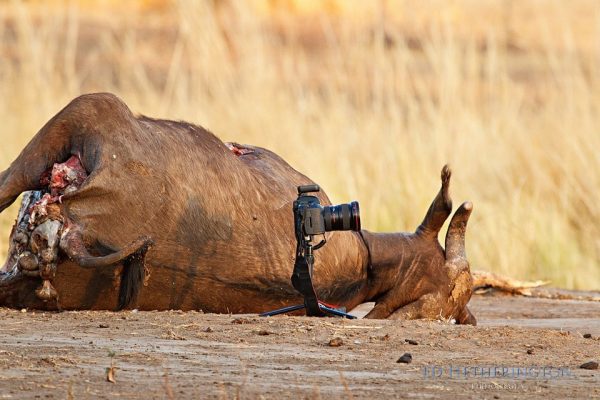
(0, 0, 598, 289)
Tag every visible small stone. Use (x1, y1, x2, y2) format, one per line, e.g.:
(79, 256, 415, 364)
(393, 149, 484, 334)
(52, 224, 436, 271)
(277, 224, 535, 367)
(98, 324, 109, 328)
(396, 353, 412, 364)
(526, 349, 534, 355)
(405, 339, 418, 345)
(231, 317, 252, 324)
(583, 333, 592, 339)
(257, 330, 272, 336)
(328, 337, 344, 347)
(20, 309, 26, 313)
(204, 327, 213, 333)
(580, 361, 598, 370)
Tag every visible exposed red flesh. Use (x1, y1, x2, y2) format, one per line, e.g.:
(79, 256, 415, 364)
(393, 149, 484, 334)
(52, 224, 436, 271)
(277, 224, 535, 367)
(225, 142, 254, 156)
(49, 155, 87, 196)
(30, 156, 88, 222)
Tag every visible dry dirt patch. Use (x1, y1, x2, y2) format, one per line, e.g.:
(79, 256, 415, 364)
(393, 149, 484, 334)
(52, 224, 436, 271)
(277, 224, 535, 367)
(0, 294, 598, 399)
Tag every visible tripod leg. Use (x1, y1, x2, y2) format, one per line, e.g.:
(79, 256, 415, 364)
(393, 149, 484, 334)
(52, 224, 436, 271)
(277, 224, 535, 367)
(259, 304, 306, 317)
(319, 303, 357, 319)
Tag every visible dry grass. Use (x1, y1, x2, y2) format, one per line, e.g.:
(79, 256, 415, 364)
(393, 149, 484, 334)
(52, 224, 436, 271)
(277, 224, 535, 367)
(0, 0, 598, 289)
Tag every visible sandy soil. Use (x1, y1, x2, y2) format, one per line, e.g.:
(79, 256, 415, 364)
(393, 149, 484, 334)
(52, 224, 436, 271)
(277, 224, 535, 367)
(0, 293, 599, 399)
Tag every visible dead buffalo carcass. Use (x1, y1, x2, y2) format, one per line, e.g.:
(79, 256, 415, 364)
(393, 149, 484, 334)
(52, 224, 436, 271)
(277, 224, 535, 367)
(0, 93, 476, 324)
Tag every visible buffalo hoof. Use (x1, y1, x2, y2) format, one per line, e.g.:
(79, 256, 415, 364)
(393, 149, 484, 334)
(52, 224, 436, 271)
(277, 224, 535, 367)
(35, 280, 58, 301)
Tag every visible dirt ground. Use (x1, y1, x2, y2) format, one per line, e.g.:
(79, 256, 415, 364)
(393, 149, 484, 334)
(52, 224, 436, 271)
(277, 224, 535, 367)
(0, 292, 599, 399)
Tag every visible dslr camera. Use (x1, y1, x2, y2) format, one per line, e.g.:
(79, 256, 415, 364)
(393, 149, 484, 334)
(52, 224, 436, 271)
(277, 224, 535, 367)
(294, 184, 361, 240)
(260, 184, 361, 318)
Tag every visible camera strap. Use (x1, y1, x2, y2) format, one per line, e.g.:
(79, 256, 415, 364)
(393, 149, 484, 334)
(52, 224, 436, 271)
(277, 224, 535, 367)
(291, 245, 325, 317)
(262, 236, 356, 319)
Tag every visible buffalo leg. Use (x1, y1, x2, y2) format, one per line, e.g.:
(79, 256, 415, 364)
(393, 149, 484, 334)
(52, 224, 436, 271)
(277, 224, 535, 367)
(456, 306, 477, 325)
(415, 165, 453, 238)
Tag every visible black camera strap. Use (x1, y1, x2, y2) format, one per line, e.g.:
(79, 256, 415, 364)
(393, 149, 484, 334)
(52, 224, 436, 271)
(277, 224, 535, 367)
(291, 243, 325, 317)
(261, 238, 356, 319)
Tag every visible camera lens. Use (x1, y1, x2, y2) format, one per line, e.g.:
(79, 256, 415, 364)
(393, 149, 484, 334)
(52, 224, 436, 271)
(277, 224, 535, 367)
(322, 201, 361, 232)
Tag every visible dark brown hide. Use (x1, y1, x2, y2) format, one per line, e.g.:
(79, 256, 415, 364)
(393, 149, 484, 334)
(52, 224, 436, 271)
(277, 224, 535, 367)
(0, 93, 475, 324)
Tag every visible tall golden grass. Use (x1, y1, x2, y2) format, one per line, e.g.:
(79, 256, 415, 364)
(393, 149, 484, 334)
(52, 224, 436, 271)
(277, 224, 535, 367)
(0, 0, 598, 289)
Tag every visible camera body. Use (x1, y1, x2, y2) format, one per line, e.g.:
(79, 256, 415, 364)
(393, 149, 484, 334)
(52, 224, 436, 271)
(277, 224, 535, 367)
(294, 185, 361, 238)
